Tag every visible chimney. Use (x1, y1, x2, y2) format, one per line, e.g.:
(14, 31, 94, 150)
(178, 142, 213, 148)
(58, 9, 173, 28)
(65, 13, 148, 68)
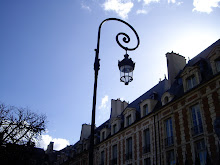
(80, 124, 91, 141)
(166, 52, 186, 87)
(46, 142, 54, 154)
(110, 99, 128, 119)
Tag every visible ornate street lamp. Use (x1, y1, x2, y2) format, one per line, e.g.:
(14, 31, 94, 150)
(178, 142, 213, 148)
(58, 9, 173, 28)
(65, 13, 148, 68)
(89, 18, 140, 165)
(118, 53, 135, 85)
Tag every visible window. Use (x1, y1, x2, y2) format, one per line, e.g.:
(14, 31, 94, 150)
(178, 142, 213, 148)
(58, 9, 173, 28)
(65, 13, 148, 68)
(186, 75, 197, 90)
(195, 140, 206, 165)
(165, 118, 174, 147)
(215, 59, 220, 72)
(126, 137, 132, 160)
(113, 124, 117, 134)
(102, 131, 105, 141)
(143, 104, 149, 116)
(126, 115, 132, 126)
(191, 104, 203, 136)
(166, 150, 175, 165)
(144, 158, 151, 165)
(143, 129, 150, 153)
(101, 151, 104, 165)
(112, 145, 117, 165)
(164, 96, 169, 104)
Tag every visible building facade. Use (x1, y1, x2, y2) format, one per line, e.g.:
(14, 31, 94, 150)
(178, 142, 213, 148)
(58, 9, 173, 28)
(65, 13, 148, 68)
(53, 39, 220, 165)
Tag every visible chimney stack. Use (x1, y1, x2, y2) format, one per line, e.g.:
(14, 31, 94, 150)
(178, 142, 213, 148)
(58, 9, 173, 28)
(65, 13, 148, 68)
(166, 52, 186, 88)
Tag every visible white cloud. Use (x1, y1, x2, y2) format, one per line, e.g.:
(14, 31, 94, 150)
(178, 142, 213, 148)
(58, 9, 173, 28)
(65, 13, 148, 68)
(193, 0, 220, 13)
(143, 0, 160, 5)
(99, 95, 109, 109)
(97, 95, 110, 126)
(37, 134, 70, 151)
(81, 3, 91, 11)
(102, 0, 134, 19)
(136, 9, 148, 14)
(168, 0, 176, 3)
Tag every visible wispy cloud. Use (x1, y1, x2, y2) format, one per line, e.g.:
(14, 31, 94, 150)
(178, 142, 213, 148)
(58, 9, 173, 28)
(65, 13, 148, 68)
(168, 0, 176, 3)
(37, 134, 70, 151)
(81, 2, 91, 11)
(143, 0, 160, 5)
(136, 9, 148, 14)
(193, 0, 220, 13)
(99, 95, 109, 109)
(102, 0, 134, 19)
(97, 95, 110, 126)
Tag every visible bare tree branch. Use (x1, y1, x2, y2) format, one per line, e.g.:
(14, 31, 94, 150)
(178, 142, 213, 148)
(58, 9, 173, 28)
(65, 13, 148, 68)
(0, 103, 47, 145)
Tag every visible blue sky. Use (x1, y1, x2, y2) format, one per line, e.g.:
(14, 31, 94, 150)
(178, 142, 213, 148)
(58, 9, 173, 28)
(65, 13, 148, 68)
(0, 0, 219, 150)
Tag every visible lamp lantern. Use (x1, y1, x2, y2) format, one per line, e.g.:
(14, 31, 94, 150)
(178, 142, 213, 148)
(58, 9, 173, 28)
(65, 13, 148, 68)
(118, 53, 135, 85)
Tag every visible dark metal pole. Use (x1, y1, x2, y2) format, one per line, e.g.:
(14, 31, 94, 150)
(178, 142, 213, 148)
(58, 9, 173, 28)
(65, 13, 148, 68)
(89, 18, 140, 165)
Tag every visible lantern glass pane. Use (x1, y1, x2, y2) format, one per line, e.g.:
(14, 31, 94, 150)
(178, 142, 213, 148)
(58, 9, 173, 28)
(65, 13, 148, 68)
(120, 65, 133, 85)
(120, 65, 133, 73)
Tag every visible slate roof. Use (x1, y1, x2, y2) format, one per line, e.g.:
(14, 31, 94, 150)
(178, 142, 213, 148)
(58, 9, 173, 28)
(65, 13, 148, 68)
(188, 39, 220, 66)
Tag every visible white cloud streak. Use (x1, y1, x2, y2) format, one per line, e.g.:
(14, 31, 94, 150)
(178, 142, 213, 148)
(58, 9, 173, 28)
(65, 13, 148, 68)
(102, 0, 134, 19)
(99, 95, 109, 109)
(143, 0, 160, 5)
(136, 9, 148, 14)
(193, 0, 220, 13)
(81, 3, 92, 11)
(168, 0, 176, 3)
(37, 135, 70, 151)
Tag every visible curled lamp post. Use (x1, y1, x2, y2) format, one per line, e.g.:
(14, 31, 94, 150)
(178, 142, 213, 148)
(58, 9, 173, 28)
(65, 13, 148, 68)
(89, 18, 140, 165)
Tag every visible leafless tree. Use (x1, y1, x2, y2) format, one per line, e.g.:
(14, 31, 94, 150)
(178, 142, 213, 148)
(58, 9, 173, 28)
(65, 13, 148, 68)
(0, 103, 46, 145)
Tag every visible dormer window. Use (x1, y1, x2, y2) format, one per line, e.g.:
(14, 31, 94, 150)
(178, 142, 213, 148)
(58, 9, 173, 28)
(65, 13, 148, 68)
(113, 124, 117, 134)
(181, 66, 201, 92)
(140, 99, 158, 118)
(208, 46, 220, 74)
(127, 115, 132, 126)
(186, 75, 197, 90)
(143, 104, 149, 116)
(161, 92, 174, 106)
(123, 108, 136, 127)
(102, 131, 105, 141)
(111, 117, 121, 135)
(164, 96, 169, 104)
(215, 59, 220, 73)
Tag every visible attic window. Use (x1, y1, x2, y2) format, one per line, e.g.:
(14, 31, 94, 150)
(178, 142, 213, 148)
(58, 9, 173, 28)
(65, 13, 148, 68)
(186, 75, 197, 90)
(113, 124, 117, 134)
(102, 131, 105, 141)
(215, 59, 220, 73)
(143, 104, 149, 116)
(127, 115, 132, 126)
(164, 96, 169, 104)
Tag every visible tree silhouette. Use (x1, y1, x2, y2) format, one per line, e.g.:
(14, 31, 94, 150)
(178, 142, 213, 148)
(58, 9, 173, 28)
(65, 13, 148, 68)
(0, 103, 46, 145)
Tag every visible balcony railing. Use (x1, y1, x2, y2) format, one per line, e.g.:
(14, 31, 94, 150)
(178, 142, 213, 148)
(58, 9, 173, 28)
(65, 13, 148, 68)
(111, 158, 117, 165)
(143, 144, 151, 153)
(126, 152, 132, 160)
(165, 136, 174, 147)
(191, 124, 203, 136)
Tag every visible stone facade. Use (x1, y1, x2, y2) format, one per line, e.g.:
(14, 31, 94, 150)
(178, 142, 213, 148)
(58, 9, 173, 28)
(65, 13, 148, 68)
(54, 39, 220, 165)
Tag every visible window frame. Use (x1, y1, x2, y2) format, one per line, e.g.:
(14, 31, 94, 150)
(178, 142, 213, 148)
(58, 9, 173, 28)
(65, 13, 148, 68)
(100, 151, 104, 165)
(191, 104, 203, 137)
(195, 139, 207, 165)
(164, 118, 174, 147)
(186, 74, 197, 90)
(143, 128, 150, 153)
(126, 137, 132, 160)
(112, 144, 117, 165)
(166, 149, 175, 165)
